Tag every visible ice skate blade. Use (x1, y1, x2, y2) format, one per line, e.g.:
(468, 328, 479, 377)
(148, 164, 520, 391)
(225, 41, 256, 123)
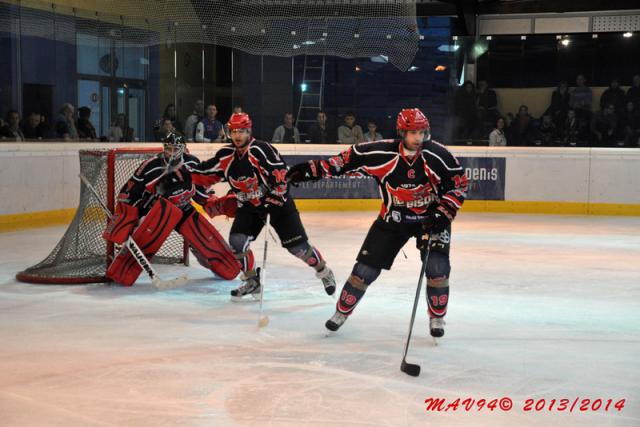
(230, 293, 261, 303)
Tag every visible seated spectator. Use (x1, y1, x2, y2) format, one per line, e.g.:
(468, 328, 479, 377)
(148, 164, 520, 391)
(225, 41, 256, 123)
(619, 101, 640, 147)
(560, 109, 588, 147)
(308, 111, 335, 144)
(600, 79, 626, 115)
(545, 81, 570, 126)
(570, 74, 593, 123)
(364, 119, 383, 142)
(337, 112, 364, 144)
(590, 103, 618, 147)
(627, 74, 640, 109)
(183, 99, 204, 141)
(534, 115, 557, 146)
(272, 112, 300, 144)
(0, 110, 25, 141)
(476, 80, 499, 136)
(503, 112, 516, 143)
(511, 105, 536, 146)
(157, 118, 176, 141)
(108, 113, 134, 142)
(54, 103, 79, 141)
(154, 103, 182, 140)
(488, 116, 507, 147)
(163, 103, 182, 133)
(195, 104, 224, 142)
(21, 112, 45, 140)
(76, 107, 97, 140)
(454, 80, 477, 140)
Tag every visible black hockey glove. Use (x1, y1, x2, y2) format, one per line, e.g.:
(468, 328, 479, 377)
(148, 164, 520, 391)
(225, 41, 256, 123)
(417, 206, 452, 252)
(421, 205, 451, 234)
(286, 161, 321, 184)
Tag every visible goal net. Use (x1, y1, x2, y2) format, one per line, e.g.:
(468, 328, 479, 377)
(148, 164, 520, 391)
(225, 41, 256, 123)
(16, 148, 188, 284)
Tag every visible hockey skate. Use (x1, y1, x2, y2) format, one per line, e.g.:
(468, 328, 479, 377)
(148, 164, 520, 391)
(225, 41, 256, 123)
(316, 265, 336, 296)
(325, 310, 348, 332)
(430, 316, 445, 339)
(230, 268, 262, 302)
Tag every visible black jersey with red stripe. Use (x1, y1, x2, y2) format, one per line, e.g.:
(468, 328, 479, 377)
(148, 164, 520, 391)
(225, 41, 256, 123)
(117, 153, 209, 214)
(189, 139, 289, 208)
(312, 139, 468, 223)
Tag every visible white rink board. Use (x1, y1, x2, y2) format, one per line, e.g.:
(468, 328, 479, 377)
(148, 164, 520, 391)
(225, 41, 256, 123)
(0, 143, 639, 216)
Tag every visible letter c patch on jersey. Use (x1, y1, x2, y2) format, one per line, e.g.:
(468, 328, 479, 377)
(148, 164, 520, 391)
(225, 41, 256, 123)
(407, 169, 416, 179)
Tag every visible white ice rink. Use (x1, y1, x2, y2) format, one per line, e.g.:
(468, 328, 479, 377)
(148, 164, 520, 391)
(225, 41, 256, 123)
(1, 212, 639, 426)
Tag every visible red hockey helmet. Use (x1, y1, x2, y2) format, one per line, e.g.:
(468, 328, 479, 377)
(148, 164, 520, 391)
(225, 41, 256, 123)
(396, 108, 430, 132)
(227, 112, 252, 130)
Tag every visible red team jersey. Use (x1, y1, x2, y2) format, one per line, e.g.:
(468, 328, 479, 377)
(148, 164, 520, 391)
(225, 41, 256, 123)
(311, 139, 468, 223)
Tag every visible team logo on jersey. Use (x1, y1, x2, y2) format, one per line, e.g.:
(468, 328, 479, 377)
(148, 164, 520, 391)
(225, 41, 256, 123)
(229, 176, 264, 206)
(272, 169, 288, 184)
(386, 182, 435, 214)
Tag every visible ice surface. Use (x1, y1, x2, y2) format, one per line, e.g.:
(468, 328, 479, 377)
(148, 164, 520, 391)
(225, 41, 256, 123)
(1, 212, 639, 426)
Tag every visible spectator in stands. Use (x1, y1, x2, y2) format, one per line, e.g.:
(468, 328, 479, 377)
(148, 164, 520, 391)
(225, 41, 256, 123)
(21, 112, 45, 140)
(545, 81, 570, 126)
(454, 80, 477, 140)
(600, 78, 626, 115)
(627, 74, 640, 109)
(511, 105, 536, 146)
(570, 74, 592, 123)
(534, 115, 557, 147)
(54, 103, 79, 141)
(488, 116, 507, 147)
(476, 80, 499, 137)
(183, 99, 204, 141)
(619, 100, 640, 147)
(157, 118, 175, 141)
(154, 103, 182, 140)
(0, 110, 25, 141)
(76, 107, 97, 141)
(364, 119, 383, 142)
(308, 111, 334, 144)
(108, 113, 134, 142)
(560, 109, 588, 147)
(195, 104, 224, 142)
(272, 112, 300, 144)
(503, 112, 516, 144)
(337, 112, 364, 144)
(590, 103, 618, 147)
(163, 103, 182, 133)
(453, 80, 478, 139)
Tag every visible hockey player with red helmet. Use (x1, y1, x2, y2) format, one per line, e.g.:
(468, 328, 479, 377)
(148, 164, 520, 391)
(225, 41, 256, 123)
(287, 108, 468, 336)
(190, 112, 336, 300)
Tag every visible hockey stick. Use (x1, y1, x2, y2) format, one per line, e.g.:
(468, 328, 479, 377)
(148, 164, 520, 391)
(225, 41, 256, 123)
(257, 213, 270, 328)
(78, 173, 188, 290)
(400, 234, 433, 377)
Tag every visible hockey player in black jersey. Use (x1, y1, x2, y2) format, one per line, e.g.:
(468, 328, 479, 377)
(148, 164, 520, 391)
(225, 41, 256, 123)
(190, 112, 336, 300)
(103, 133, 240, 286)
(287, 108, 468, 337)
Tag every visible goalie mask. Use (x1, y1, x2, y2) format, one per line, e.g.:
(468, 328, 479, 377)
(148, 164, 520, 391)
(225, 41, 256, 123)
(162, 133, 186, 168)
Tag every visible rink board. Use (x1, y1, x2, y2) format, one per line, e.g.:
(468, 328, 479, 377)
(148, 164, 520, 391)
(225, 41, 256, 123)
(0, 143, 639, 231)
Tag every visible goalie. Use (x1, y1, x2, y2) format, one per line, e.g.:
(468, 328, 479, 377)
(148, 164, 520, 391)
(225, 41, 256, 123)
(103, 133, 240, 286)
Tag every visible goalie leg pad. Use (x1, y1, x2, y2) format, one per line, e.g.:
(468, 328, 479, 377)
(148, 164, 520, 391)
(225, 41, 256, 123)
(178, 211, 241, 280)
(107, 198, 183, 286)
(103, 202, 139, 245)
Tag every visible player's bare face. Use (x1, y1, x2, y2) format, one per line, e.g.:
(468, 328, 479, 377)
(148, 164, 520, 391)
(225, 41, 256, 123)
(402, 130, 425, 151)
(231, 129, 251, 150)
